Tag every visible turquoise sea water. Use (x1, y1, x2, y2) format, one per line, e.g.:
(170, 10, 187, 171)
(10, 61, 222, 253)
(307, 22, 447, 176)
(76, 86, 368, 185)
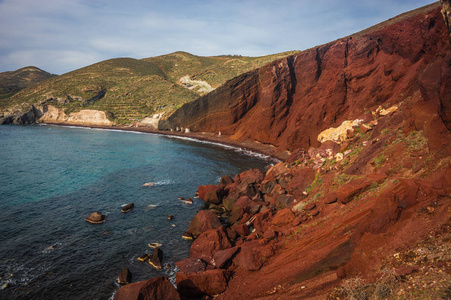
(0, 125, 272, 299)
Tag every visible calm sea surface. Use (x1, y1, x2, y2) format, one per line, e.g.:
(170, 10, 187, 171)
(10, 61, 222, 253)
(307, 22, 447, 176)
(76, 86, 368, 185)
(0, 125, 272, 300)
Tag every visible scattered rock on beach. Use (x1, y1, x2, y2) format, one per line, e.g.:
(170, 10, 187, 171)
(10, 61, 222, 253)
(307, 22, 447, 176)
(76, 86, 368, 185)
(121, 203, 134, 213)
(85, 211, 106, 224)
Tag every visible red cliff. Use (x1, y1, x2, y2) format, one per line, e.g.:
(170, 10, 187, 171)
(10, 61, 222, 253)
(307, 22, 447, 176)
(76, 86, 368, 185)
(160, 3, 450, 149)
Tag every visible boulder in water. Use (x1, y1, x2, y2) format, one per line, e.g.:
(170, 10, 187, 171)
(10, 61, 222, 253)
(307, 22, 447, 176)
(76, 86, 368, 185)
(121, 203, 134, 213)
(85, 211, 106, 224)
(117, 268, 132, 284)
(148, 248, 163, 270)
(182, 232, 194, 240)
(148, 242, 162, 248)
(137, 254, 149, 262)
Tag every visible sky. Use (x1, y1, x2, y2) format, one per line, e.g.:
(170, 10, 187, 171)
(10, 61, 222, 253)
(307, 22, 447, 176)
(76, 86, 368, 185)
(0, 0, 437, 75)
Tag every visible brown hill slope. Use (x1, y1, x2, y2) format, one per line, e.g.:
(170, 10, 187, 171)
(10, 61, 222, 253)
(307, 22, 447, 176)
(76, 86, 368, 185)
(160, 2, 450, 152)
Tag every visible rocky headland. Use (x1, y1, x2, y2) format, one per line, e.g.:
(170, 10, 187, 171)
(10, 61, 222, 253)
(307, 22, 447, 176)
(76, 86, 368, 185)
(113, 2, 451, 299)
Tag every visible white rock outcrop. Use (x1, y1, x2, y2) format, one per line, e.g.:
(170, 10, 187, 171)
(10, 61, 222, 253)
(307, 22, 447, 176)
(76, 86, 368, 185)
(39, 105, 113, 126)
(317, 119, 363, 143)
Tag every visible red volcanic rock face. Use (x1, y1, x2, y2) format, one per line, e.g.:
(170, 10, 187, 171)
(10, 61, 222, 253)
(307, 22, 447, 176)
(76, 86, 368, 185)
(160, 5, 450, 149)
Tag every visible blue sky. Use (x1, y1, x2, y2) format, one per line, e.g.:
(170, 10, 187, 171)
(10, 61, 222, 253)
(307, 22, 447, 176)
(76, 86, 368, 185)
(0, 0, 436, 75)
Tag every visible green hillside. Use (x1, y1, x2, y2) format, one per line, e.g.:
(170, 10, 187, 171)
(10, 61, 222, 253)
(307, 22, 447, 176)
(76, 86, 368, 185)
(0, 66, 56, 100)
(144, 51, 300, 89)
(0, 51, 299, 125)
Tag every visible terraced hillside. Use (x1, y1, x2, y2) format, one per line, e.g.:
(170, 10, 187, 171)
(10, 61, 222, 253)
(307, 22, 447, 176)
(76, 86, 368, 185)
(0, 51, 298, 125)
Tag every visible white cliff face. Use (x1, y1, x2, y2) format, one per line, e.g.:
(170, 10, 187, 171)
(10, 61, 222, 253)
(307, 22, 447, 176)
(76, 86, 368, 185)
(178, 75, 214, 95)
(136, 112, 164, 129)
(39, 105, 113, 126)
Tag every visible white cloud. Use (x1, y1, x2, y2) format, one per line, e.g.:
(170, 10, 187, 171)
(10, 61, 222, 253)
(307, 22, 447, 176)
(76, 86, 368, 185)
(0, 0, 437, 74)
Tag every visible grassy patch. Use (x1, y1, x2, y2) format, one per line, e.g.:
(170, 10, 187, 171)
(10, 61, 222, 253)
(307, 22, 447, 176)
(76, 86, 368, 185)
(406, 131, 428, 152)
(373, 154, 387, 166)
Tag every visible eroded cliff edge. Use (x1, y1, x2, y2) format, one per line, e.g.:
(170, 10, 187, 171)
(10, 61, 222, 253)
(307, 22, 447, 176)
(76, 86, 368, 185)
(160, 3, 451, 149)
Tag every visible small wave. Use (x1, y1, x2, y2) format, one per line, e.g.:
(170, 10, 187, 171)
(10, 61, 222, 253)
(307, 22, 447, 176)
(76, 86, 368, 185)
(164, 262, 179, 287)
(45, 124, 278, 163)
(108, 291, 117, 300)
(41, 242, 62, 254)
(143, 180, 173, 187)
(154, 180, 173, 186)
(158, 134, 279, 162)
(0, 261, 50, 287)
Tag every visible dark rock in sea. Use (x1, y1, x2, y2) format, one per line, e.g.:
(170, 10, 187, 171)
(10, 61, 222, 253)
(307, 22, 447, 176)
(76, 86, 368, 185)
(117, 268, 132, 284)
(182, 232, 194, 240)
(167, 214, 174, 220)
(114, 276, 180, 300)
(184, 197, 193, 204)
(85, 211, 106, 224)
(148, 248, 163, 270)
(148, 242, 162, 248)
(137, 254, 149, 262)
(121, 203, 134, 213)
(187, 210, 221, 238)
(176, 269, 229, 298)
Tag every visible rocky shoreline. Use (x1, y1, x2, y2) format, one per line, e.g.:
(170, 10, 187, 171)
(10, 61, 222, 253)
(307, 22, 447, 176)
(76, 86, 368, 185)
(111, 97, 450, 299)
